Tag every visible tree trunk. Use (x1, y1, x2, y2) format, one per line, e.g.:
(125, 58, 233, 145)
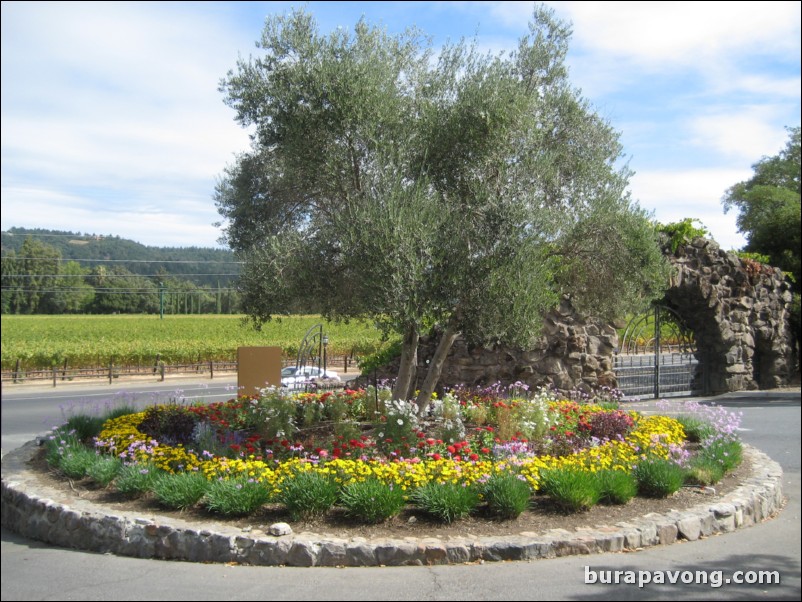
(415, 319, 461, 415)
(392, 323, 419, 401)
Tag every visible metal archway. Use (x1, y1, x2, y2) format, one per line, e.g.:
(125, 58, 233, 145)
(296, 323, 323, 374)
(615, 305, 704, 398)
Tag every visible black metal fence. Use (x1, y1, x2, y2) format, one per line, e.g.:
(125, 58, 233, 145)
(614, 352, 703, 399)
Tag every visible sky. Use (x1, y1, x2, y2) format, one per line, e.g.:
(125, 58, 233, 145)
(2, 1, 800, 251)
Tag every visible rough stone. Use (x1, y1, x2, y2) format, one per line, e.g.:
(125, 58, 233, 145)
(269, 522, 293, 536)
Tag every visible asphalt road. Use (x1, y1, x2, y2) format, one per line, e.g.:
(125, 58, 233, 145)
(1, 383, 799, 601)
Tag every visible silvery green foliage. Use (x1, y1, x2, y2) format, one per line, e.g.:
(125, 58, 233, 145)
(218, 5, 669, 411)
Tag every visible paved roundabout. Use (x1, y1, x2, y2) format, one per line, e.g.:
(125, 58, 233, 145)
(1, 438, 784, 567)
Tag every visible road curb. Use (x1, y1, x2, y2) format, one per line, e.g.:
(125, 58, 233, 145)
(1, 442, 784, 567)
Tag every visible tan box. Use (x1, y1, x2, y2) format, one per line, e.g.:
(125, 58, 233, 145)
(237, 346, 283, 397)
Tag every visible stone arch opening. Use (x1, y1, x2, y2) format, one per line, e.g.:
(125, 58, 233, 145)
(660, 237, 794, 393)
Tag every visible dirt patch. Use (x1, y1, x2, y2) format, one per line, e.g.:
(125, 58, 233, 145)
(29, 449, 750, 540)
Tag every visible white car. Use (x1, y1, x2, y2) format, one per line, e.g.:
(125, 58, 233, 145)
(280, 366, 341, 389)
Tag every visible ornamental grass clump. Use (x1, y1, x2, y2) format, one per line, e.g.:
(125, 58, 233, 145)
(204, 477, 272, 517)
(153, 471, 209, 510)
(58, 447, 98, 480)
(277, 471, 340, 521)
(481, 472, 532, 519)
(339, 478, 406, 523)
(634, 458, 686, 498)
(674, 414, 715, 443)
(686, 438, 743, 486)
(64, 414, 107, 445)
(412, 482, 480, 523)
(115, 462, 160, 497)
(538, 468, 601, 512)
(595, 469, 638, 505)
(43, 428, 82, 469)
(86, 455, 123, 487)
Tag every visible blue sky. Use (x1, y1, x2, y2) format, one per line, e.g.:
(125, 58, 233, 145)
(2, 1, 800, 250)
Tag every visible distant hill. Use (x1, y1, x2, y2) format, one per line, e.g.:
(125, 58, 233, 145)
(1, 227, 240, 288)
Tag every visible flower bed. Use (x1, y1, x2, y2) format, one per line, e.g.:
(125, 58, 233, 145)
(45, 384, 743, 523)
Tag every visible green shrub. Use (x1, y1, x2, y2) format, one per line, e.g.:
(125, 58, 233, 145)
(153, 472, 209, 510)
(115, 463, 159, 497)
(675, 414, 715, 443)
(358, 339, 402, 376)
(103, 404, 139, 421)
(277, 471, 340, 521)
(538, 468, 601, 512)
(482, 473, 531, 519)
(339, 478, 405, 523)
(64, 414, 107, 444)
(58, 447, 98, 479)
(595, 469, 638, 505)
(412, 482, 480, 523)
(706, 439, 743, 473)
(684, 462, 724, 486)
(686, 439, 743, 485)
(204, 477, 272, 517)
(634, 459, 685, 498)
(43, 429, 83, 468)
(86, 456, 123, 487)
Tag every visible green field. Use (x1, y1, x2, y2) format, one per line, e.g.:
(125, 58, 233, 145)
(1, 315, 391, 370)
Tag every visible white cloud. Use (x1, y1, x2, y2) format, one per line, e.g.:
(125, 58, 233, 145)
(562, 1, 800, 68)
(687, 108, 792, 162)
(630, 168, 751, 249)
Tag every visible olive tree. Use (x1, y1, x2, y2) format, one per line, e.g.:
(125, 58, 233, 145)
(216, 6, 667, 411)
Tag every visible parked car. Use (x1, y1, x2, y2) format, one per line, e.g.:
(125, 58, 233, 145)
(280, 365, 340, 389)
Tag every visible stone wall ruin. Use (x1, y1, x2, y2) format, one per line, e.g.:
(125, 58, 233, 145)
(397, 237, 795, 395)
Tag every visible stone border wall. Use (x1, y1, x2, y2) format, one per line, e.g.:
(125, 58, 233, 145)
(1, 441, 783, 567)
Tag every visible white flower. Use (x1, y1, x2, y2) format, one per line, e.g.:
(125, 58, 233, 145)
(397, 419, 404, 426)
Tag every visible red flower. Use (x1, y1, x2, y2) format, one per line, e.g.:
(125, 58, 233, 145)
(432, 453, 442, 461)
(447, 445, 456, 454)
(481, 447, 490, 454)
(468, 453, 479, 461)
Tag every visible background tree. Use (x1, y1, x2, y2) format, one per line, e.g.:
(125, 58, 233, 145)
(87, 266, 158, 314)
(217, 6, 668, 408)
(723, 126, 801, 350)
(1, 238, 61, 314)
(723, 126, 801, 286)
